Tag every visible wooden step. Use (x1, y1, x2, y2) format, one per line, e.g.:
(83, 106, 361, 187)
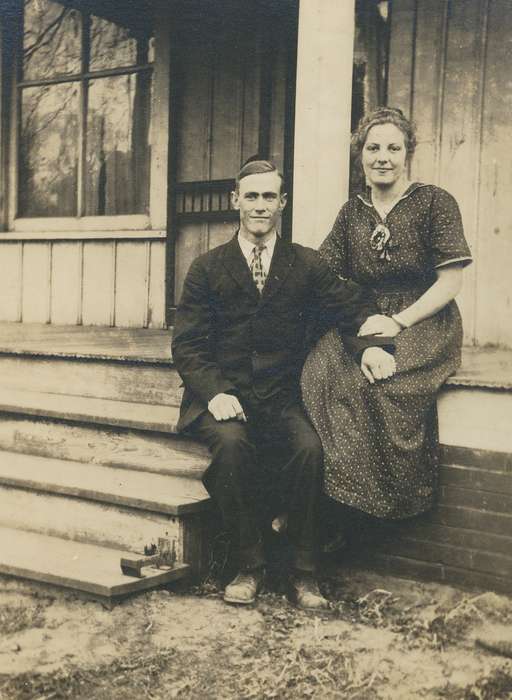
(0, 450, 210, 516)
(0, 387, 180, 433)
(0, 415, 208, 480)
(0, 355, 183, 406)
(0, 526, 190, 600)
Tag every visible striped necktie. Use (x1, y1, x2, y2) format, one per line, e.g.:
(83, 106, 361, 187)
(250, 245, 267, 294)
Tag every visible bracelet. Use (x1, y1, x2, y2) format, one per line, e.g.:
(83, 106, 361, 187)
(391, 313, 411, 329)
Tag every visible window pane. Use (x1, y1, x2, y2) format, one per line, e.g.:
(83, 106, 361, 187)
(90, 14, 154, 71)
(19, 83, 79, 217)
(23, 0, 81, 81)
(85, 74, 152, 216)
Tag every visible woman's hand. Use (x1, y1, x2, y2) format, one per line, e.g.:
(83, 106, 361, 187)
(358, 314, 402, 338)
(360, 347, 396, 383)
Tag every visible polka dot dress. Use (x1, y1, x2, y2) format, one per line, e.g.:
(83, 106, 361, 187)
(301, 184, 472, 519)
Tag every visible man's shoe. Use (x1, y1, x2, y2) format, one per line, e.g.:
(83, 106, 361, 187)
(289, 574, 329, 611)
(224, 569, 264, 605)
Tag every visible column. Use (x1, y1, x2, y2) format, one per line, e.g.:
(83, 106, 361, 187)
(292, 0, 355, 249)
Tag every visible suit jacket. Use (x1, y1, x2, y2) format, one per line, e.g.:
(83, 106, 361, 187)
(172, 235, 387, 431)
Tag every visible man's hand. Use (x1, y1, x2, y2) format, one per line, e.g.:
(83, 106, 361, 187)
(361, 347, 396, 384)
(208, 393, 247, 422)
(358, 314, 402, 338)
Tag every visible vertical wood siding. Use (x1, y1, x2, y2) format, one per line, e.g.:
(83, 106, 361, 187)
(0, 238, 166, 328)
(388, 0, 512, 348)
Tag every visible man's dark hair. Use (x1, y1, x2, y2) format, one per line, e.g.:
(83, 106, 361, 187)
(235, 158, 286, 194)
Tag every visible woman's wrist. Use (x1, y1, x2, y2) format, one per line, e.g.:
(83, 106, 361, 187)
(391, 312, 411, 330)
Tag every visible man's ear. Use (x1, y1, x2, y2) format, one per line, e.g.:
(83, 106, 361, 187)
(231, 190, 240, 210)
(279, 193, 287, 210)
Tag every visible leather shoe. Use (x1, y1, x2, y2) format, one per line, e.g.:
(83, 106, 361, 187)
(224, 569, 264, 605)
(289, 574, 329, 611)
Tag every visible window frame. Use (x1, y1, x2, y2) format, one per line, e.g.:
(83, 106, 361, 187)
(6, 0, 170, 237)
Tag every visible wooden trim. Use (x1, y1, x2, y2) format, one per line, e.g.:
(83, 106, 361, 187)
(281, 2, 298, 242)
(175, 211, 239, 224)
(13, 215, 151, 232)
(16, 64, 153, 89)
(1, 229, 165, 241)
(149, 0, 172, 231)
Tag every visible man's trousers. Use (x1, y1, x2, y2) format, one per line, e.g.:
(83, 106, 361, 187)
(192, 395, 323, 572)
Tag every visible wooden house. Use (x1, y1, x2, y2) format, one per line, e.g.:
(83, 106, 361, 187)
(0, 0, 510, 600)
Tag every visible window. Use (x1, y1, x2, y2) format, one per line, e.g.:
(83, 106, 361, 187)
(17, 0, 154, 220)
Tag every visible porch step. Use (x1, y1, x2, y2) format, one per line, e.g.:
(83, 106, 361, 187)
(0, 450, 210, 516)
(0, 387, 180, 433)
(0, 526, 190, 600)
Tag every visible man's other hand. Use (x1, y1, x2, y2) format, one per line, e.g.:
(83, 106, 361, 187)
(208, 393, 247, 422)
(361, 347, 396, 384)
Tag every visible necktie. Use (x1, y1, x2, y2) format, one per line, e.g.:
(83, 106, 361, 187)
(250, 245, 267, 294)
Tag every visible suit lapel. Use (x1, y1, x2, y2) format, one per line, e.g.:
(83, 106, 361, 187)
(260, 237, 295, 306)
(221, 235, 260, 301)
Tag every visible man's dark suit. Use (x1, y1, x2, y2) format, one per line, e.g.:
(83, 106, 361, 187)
(172, 234, 380, 571)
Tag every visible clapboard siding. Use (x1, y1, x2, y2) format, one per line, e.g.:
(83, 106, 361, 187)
(0, 239, 166, 328)
(388, 0, 512, 349)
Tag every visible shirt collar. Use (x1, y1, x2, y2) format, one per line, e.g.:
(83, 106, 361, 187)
(237, 230, 277, 264)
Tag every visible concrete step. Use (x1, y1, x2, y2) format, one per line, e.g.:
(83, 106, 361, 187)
(0, 387, 180, 433)
(0, 526, 190, 600)
(0, 414, 208, 480)
(0, 450, 210, 516)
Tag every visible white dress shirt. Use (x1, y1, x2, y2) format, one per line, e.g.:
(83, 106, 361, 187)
(238, 231, 277, 277)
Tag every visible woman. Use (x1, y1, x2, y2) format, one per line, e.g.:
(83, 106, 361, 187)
(301, 107, 472, 526)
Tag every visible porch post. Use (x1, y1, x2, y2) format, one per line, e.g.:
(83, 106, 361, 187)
(292, 0, 355, 249)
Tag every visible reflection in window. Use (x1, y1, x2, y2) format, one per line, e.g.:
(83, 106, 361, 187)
(17, 1, 153, 218)
(19, 84, 79, 217)
(23, 0, 81, 81)
(90, 14, 154, 71)
(85, 75, 152, 216)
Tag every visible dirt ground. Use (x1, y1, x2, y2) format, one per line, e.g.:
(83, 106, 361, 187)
(1, 563, 512, 700)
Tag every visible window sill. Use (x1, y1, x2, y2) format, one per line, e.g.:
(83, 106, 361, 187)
(0, 230, 166, 241)
(12, 215, 152, 233)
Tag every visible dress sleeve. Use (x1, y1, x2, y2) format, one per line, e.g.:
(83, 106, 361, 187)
(318, 204, 350, 278)
(430, 187, 472, 269)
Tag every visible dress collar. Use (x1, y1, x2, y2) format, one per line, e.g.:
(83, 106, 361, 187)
(357, 182, 428, 211)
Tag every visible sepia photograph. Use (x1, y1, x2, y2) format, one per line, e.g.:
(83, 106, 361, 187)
(0, 0, 511, 697)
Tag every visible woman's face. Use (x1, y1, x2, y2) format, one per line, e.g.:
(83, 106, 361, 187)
(361, 123, 408, 189)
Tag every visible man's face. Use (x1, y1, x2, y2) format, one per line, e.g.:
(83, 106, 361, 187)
(232, 171, 287, 241)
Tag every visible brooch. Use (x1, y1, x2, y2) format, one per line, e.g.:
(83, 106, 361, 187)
(370, 223, 393, 261)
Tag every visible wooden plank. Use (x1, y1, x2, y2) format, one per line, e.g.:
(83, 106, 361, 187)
(473, 0, 512, 347)
(82, 241, 115, 326)
(0, 417, 208, 480)
(175, 33, 212, 182)
(241, 33, 261, 163)
(147, 240, 166, 328)
(114, 241, 148, 328)
(0, 356, 183, 406)
(0, 527, 189, 599)
(149, 0, 171, 230)
(210, 34, 244, 180)
(21, 242, 51, 323)
(410, 0, 447, 183)
(269, 43, 287, 170)
(0, 450, 209, 515)
(0, 485, 181, 556)
(50, 242, 82, 325)
(207, 221, 237, 251)
(437, 0, 485, 344)
(0, 242, 22, 321)
(174, 223, 207, 303)
(387, 0, 416, 114)
(0, 322, 173, 361)
(0, 386, 181, 434)
(442, 565, 512, 595)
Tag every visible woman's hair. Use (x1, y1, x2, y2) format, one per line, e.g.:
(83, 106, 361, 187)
(351, 107, 417, 161)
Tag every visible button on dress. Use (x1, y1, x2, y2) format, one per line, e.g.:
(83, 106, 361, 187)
(301, 184, 472, 519)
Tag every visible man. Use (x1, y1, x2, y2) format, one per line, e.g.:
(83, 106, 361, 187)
(172, 160, 395, 609)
